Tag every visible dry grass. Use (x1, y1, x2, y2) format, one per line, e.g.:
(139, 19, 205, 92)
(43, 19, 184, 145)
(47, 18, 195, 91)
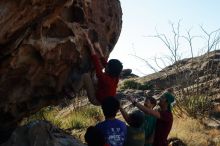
(22, 105, 104, 131)
(117, 107, 220, 146)
(170, 114, 220, 146)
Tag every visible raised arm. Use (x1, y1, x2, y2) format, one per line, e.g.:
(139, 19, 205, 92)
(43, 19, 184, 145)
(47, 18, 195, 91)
(128, 96, 161, 119)
(94, 42, 104, 57)
(85, 32, 96, 55)
(84, 31, 105, 79)
(119, 106, 131, 125)
(94, 42, 107, 67)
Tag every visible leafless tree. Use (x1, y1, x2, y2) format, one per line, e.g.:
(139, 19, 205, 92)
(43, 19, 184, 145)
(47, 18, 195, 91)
(201, 26, 220, 53)
(132, 22, 220, 117)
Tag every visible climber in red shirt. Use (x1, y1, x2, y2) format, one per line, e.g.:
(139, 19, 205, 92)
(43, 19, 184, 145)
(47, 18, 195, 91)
(88, 39, 123, 104)
(85, 30, 123, 105)
(67, 30, 123, 105)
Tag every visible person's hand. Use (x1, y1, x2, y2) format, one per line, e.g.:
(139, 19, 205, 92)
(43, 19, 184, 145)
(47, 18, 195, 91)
(119, 99, 124, 108)
(94, 42, 104, 57)
(94, 42, 100, 49)
(127, 96, 136, 103)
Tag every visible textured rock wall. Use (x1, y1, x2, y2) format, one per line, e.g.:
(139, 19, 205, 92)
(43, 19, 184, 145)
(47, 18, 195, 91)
(0, 0, 122, 142)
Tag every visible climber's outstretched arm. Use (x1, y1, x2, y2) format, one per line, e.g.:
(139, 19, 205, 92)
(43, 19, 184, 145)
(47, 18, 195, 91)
(94, 42, 104, 58)
(120, 106, 132, 125)
(85, 32, 96, 55)
(128, 96, 161, 119)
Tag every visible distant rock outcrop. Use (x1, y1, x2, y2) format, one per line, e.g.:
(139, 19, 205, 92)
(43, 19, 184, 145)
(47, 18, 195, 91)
(120, 69, 138, 79)
(138, 50, 220, 98)
(0, 0, 122, 143)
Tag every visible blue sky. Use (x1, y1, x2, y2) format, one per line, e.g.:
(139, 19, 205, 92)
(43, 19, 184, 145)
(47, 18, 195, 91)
(109, 0, 220, 76)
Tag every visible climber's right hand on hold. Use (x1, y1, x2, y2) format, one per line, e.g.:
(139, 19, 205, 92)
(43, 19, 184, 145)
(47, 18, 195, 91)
(84, 31, 96, 55)
(94, 42, 104, 57)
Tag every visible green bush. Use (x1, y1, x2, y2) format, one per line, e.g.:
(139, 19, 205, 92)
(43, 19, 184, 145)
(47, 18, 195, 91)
(121, 80, 141, 89)
(22, 107, 63, 127)
(121, 80, 153, 90)
(139, 82, 154, 90)
(83, 106, 103, 121)
(22, 105, 103, 131)
(63, 106, 103, 130)
(69, 114, 89, 129)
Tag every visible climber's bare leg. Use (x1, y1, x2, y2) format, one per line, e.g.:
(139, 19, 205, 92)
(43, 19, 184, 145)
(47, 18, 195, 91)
(57, 67, 71, 93)
(72, 73, 100, 105)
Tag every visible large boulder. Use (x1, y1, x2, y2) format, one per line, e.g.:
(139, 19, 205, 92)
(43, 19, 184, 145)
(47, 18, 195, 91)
(2, 120, 86, 146)
(0, 0, 122, 143)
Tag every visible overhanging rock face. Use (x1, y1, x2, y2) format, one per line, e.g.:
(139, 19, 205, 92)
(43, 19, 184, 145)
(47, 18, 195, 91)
(0, 0, 122, 142)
